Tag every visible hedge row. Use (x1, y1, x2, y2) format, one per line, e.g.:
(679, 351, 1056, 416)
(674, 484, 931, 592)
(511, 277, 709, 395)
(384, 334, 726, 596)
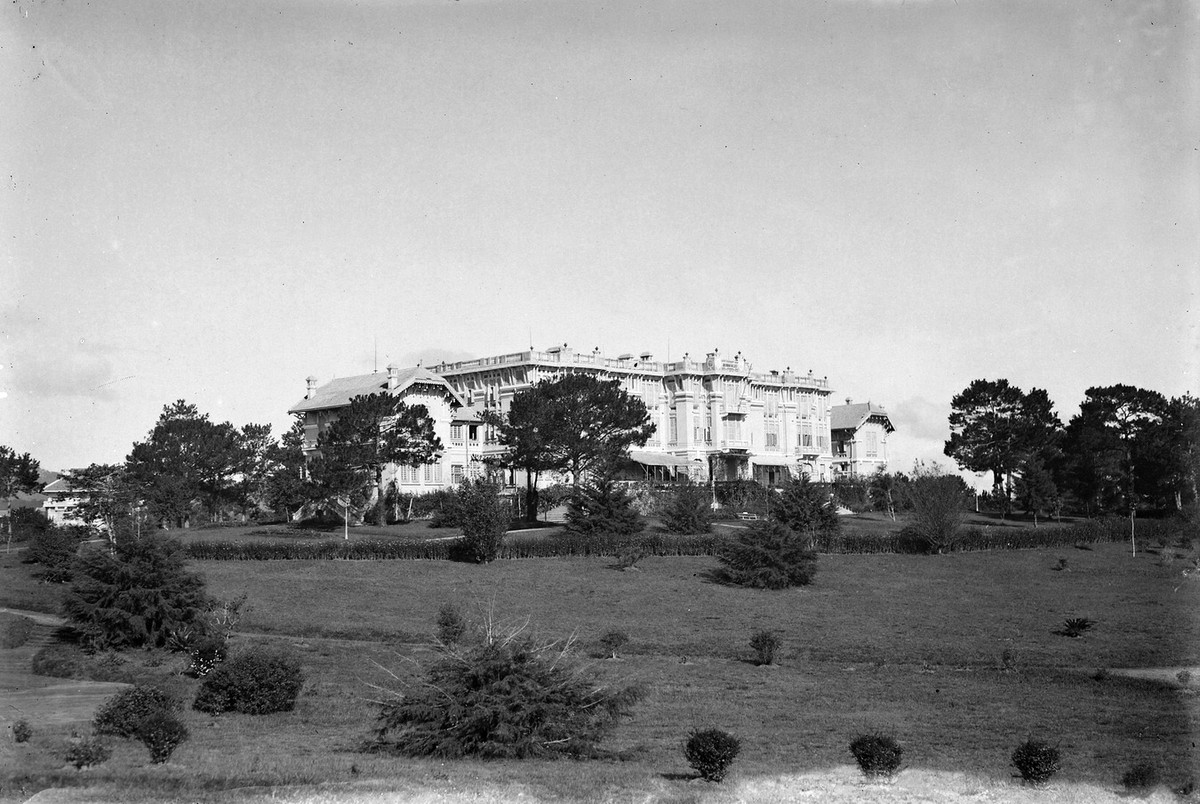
(184, 516, 1189, 561)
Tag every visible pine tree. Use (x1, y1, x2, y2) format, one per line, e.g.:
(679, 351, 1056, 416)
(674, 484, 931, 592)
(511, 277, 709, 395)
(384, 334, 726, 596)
(771, 474, 839, 545)
(564, 477, 644, 537)
(718, 519, 818, 589)
(64, 535, 209, 650)
(660, 480, 713, 535)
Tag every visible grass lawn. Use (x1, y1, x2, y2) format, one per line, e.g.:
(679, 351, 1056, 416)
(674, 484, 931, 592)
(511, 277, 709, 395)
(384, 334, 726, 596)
(2, 539, 1197, 802)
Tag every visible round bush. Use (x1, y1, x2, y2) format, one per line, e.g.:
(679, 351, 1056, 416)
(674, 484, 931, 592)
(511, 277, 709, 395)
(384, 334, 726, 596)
(66, 735, 111, 769)
(849, 733, 903, 778)
(137, 710, 189, 764)
(13, 720, 32, 743)
(93, 685, 176, 738)
(684, 728, 741, 782)
(1011, 739, 1061, 786)
(193, 649, 303, 715)
(186, 635, 229, 678)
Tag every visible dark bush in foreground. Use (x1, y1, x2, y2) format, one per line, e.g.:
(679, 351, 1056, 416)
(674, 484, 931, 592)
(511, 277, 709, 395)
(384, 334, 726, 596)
(193, 649, 303, 715)
(93, 685, 176, 737)
(749, 630, 781, 665)
(683, 728, 740, 782)
(66, 736, 111, 769)
(1012, 739, 1061, 786)
(718, 520, 817, 589)
(1121, 762, 1160, 793)
(137, 711, 189, 764)
(13, 720, 32, 743)
(849, 733, 903, 778)
(372, 630, 641, 759)
(185, 635, 229, 678)
(27, 526, 85, 582)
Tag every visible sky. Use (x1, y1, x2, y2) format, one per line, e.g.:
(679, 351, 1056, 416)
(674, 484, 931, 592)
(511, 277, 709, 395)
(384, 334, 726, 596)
(2, 0, 1197, 484)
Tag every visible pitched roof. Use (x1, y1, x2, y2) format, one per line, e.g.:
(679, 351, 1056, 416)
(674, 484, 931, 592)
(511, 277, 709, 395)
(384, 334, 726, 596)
(831, 402, 894, 433)
(42, 478, 74, 494)
(288, 367, 464, 413)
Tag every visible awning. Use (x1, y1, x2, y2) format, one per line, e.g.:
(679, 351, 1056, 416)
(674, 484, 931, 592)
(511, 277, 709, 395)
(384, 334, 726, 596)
(627, 450, 694, 468)
(750, 454, 795, 466)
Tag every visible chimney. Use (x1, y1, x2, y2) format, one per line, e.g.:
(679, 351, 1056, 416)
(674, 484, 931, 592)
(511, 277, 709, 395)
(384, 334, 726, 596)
(305, 376, 318, 400)
(845, 397, 852, 406)
(387, 363, 400, 391)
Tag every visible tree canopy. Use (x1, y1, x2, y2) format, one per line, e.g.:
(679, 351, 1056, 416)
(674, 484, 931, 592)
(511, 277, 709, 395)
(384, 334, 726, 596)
(944, 379, 1062, 511)
(315, 392, 442, 525)
(482, 373, 654, 521)
(0, 446, 43, 499)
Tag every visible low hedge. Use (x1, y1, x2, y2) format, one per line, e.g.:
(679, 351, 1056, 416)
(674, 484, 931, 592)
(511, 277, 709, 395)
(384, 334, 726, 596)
(184, 517, 1184, 561)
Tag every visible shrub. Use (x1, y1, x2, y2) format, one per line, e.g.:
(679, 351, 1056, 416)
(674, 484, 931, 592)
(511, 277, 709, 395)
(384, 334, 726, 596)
(713, 481, 770, 518)
(372, 624, 642, 759)
(1011, 739, 1061, 786)
(599, 629, 629, 659)
(615, 544, 648, 570)
(63, 534, 209, 651)
(193, 649, 304, 715)
(660, 482, 713, 535)
(93, 685, 176, 738)
(683, 728, 740, 782)
(426, 487, 463, 528)
(1121, 762, 1160, 793)
(849, 733, 903, 778)
(27, 526, 84, 582)
(456, 479, 508, 563)
(66, 735, 111, 769)
(565, 478, 645, 538)
(185, 635, 228, 678)
(771, 474, 839, 542)
(13, 720, 32, 743)
(901, 462, 970, 553)
(137, 711, 189, 764)
(1177, 669, 1192, 685)
(749, 630, 781, 665)
(718, 519, 818, 589)
(1060, 617, 1094, 638)
(435, 603, 467, 646)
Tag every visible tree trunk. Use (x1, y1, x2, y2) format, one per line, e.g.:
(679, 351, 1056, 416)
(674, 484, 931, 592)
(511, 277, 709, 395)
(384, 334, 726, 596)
(525, 470, 539, 524)
(376, 467, 387, 528)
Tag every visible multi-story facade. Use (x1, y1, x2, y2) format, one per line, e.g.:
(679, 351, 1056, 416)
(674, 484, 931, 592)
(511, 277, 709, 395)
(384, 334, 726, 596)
(291, 344, 839, 493)
(830, 400, 894, 479)
(40, 476, 88, 526)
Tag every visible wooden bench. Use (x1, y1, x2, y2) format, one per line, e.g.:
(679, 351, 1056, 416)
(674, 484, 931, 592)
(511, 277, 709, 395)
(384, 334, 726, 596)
(736, 512, 760, 521)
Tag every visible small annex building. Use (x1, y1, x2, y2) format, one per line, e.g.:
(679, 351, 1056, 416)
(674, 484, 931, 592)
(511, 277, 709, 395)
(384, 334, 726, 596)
(830, 400, 894, 479)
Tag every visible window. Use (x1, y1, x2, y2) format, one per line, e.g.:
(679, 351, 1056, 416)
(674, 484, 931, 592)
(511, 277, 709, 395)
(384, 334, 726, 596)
(468, 425, 479, 441)
(669, 413, 678, 444)
(451, 464, 464, 484)
(865, 431, 878, 458)
(424, 463, 441, 484)
(399, 465, 419, 485)
(450, 424, 463, 440)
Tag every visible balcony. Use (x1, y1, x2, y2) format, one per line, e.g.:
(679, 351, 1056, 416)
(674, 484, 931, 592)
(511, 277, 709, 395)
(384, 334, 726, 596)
(723, 438, 750, 450)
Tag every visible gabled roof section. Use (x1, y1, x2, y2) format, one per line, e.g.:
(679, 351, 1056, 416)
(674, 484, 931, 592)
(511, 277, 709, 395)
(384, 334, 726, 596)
(831, 402, 895, 433)
(42, 478, 74, 494)
(289, 367, 464, 414)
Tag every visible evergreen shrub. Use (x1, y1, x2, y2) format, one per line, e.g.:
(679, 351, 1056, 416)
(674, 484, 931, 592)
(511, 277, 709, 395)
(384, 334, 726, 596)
(749, 630, 781, 665)
(456, 479, 508, 563)
(372, 629, 641, 759)
(683, 728, 740, 782)
(435, 603, 467, 646)
(186, 635, 228, 678)
(64, 535, 209, 651)
(1011, 739, 1061, 786)
(193, 649, 303, 715)
(718, 519, 818, 589)
(660, 481, 713, 535)
(849, 733, 904, 778)
(771, 474, 839, 541)
(565, 478, 645, 538)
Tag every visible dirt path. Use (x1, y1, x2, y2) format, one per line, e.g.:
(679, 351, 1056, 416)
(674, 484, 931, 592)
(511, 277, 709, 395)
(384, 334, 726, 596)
(0, 608, 129, 729)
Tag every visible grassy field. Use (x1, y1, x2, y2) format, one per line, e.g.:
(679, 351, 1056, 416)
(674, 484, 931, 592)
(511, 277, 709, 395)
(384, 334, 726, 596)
(2, 535, 1197, 802)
